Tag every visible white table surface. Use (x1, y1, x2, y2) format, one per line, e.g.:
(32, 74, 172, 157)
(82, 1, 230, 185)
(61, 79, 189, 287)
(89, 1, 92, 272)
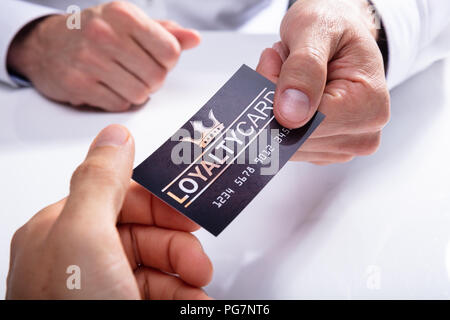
(1, 32, 449, 299)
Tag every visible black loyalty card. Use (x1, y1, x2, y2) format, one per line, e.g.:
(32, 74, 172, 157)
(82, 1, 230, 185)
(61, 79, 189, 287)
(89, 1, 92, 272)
(133, 65, 325, 236)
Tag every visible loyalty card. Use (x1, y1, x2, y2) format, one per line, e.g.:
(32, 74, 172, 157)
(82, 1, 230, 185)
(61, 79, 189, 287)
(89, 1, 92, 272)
(133, 65, 325, 236)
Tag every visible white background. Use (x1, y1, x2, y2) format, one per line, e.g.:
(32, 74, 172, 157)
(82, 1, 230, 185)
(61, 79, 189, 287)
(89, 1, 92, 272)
(0, 32, 449, 299)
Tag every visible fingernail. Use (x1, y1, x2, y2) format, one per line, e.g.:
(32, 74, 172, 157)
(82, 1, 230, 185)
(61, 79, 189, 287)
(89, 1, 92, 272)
(93, 125, 129, 148)
(279, 89, 311, 124)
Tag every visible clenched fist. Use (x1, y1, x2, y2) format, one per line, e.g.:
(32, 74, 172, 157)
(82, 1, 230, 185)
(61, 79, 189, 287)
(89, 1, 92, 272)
(257, 0, 390, 165)
(7, 1, 201, 111)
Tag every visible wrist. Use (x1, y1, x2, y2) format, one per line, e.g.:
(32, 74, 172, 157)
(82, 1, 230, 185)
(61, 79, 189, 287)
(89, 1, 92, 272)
(7, 16, 51, 81)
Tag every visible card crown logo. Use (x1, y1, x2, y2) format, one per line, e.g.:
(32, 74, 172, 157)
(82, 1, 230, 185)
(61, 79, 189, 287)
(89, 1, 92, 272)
(181, 110, 225, 148)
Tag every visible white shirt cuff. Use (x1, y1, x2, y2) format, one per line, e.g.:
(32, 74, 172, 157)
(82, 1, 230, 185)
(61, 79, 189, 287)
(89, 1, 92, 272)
(370, 0, 422, 89)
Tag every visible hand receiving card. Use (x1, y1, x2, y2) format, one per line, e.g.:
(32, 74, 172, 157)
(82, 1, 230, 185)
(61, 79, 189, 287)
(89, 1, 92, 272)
(133, 65, 325, 236)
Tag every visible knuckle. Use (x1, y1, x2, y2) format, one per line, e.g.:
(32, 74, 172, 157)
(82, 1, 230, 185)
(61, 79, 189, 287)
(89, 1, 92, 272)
(10, 226, 27, 252)
(71, 160, 120, 190)
(292, 47, 327, 73)
(130, 84, 151, 104)
(9, 212, 43, 251)
(104, 1, 140, 26)
(339, 155, 355, 163)
(282, 2, 348, 40)
(371, 87, 391, 129)
(105, 1, 131, 17)
(160, 20, 178, 28)
(354, 132, 382, 156)
(162, 39, 181, 69)
(148, 81, 164, 94)
(83, 17, 116, 44)
(112, 101, 132, 112)
(96, 95, 130, 112)
(153, 67, 167, 84)
(147, 69, 167, 92)
(284, 47, 327, 91)
(366, 132, 382, 155)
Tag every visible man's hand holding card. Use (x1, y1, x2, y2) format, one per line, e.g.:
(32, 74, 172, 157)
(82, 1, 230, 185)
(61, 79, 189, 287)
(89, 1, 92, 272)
(134, 65, 325, 236)
(257, 0, 391, 166)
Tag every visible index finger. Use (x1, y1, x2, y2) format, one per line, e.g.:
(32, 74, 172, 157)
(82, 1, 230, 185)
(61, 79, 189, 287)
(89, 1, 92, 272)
(256, 47, 282, 83)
